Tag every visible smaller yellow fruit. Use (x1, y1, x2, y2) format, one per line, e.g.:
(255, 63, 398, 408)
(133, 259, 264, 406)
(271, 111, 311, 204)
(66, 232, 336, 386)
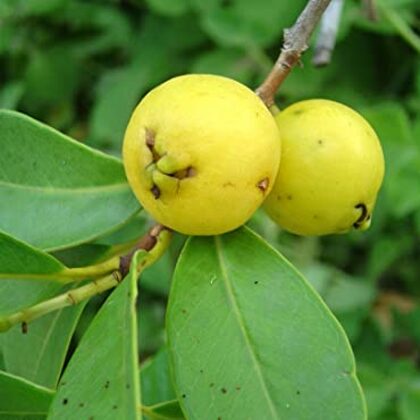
(264, 99, 385, 236)
(123, 74, 281, 235)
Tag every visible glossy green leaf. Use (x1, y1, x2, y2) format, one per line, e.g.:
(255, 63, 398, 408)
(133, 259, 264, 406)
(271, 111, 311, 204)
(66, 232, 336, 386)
(0, 370, 54, 418)
(0, 231, 64, 277)
(0, 236, 105, 389)
(0, 110, 139, 250)
(167, 227, 366, 420)
(141, 348, 176, 406)
(144, 400, 184, 420)
(47, 253, 144, 420)
(1, 302, 86, 389)
(0, 280, 62, 317)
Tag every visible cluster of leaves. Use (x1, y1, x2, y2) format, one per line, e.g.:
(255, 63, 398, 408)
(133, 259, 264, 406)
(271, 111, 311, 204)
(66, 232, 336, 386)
(0, 0, 419, 419)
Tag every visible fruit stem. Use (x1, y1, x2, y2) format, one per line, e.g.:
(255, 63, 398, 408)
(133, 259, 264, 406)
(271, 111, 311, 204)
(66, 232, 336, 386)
(255, 0, 332, 108)
(0, 225, 171, 333)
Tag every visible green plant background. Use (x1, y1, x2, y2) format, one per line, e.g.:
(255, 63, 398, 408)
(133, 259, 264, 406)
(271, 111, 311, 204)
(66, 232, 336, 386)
(0, 0, 419, 419)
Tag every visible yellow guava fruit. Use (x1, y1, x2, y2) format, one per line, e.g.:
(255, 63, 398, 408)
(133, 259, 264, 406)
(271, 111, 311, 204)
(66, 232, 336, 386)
(123, 74, 281, 235)
(264, 99, 385, 236)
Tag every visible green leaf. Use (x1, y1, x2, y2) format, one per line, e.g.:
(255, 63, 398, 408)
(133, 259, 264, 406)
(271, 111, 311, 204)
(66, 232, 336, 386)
(1, 302, 86, 389)
(0, 281, 62, 318)
(357, 364, 394, 419)
(378, 1, 420, 54)
(399, 386, 420, 420)
(0, 231, 64, 277)
(0, 81, 24, 109)
(0, 370, 54, 418)
(141, 348, 176, 406)
(24, 47, 81, 108)
(201, 0, 307, 48)
(144, 400, 184, 419)
(0, 110, 139, 251)
(361, 104, 420, 217)
(1, 0, 68, 16)
(191, 48, 255, 85)
(90, 54, 173, 149)
(47, 253, 144, 420)
(145, 0, 190, 16)
(0, 236, 110, 389)
(167, 227, 366, 420)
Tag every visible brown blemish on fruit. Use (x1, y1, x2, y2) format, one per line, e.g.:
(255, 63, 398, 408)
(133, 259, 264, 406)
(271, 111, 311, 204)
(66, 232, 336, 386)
(287, 194, 293, 200)
(151, 185, 161, 199)
(317, 139, 324, 145)
(223, 181, 235, 188)
(145, 128, 155, 149)
(170, 166, 197, 180)
(257, 177, 269, 193)
(293, 109, 305, 115)
(144, 128, 160, 162)
(353, 203, 369, 229)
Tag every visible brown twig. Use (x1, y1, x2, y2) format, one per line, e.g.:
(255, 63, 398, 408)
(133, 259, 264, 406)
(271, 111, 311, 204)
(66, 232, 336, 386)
(362, 0, 379, 22)
(119, 223, 167, 277)
(255, 0, 333, 107)
(312, 0, 344, 67)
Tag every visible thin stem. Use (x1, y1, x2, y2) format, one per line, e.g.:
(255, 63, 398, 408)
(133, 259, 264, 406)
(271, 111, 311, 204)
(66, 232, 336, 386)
(362, 0, 378, 22)
(255, 0, 332, 108)
(380, 4, 420, 54)
(0, 272, 122, 332)
(0, 226, 171, 333)
(0, 256, 121, 284)
(312, 0, 344, 67)
(59, 256, 121, 280)
(1, 226, 168, 284)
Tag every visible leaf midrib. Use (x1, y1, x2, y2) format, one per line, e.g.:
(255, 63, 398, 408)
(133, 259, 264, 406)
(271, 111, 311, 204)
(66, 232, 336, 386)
(214, 236, 279, 420)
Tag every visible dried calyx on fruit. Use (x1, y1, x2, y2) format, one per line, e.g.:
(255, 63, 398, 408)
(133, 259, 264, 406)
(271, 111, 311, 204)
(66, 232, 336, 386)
(123, 74, 281, 235)
(264, 99, 385, 236)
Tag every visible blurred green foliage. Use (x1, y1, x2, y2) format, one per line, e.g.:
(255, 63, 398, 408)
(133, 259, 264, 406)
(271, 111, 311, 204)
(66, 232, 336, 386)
(1, 0, 419, 418)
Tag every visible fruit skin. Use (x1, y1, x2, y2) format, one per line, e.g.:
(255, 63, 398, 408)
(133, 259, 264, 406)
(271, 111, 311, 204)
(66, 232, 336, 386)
(264, 99, 385, 236)
(123, 74, 281, 235)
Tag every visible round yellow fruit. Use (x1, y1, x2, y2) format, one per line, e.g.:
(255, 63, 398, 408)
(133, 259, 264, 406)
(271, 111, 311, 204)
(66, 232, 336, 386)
(123, 74, 281, 235)
(264, 99, 384, 236)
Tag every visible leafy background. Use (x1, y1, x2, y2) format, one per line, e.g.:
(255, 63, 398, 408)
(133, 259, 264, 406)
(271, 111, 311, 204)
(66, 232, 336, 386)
(0, 0, 419, 418)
